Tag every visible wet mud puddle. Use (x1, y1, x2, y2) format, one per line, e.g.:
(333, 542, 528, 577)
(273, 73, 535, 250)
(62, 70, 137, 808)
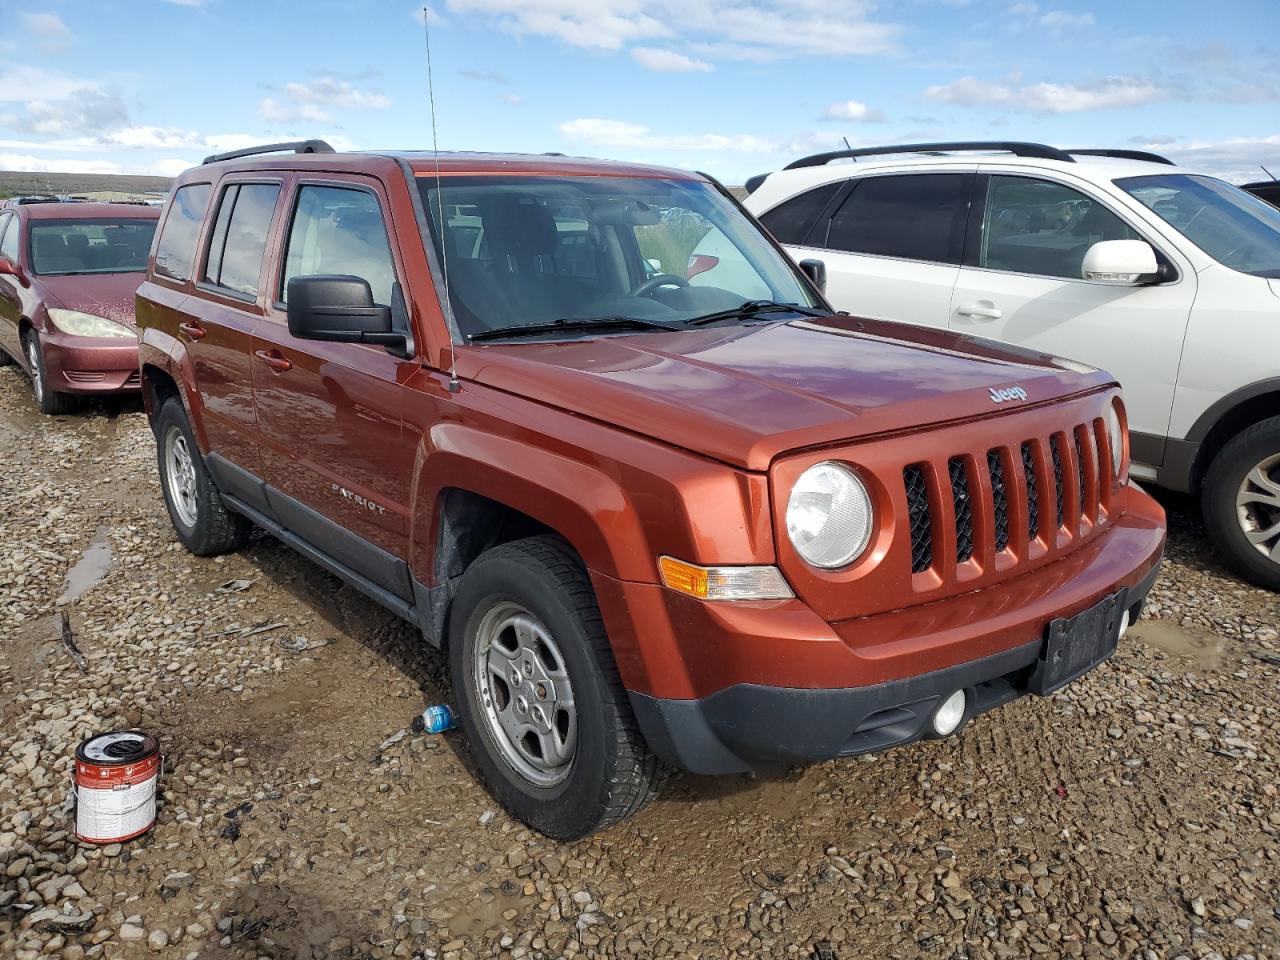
(57, 526, 114, 606)
(1128, 619, 1225, 667)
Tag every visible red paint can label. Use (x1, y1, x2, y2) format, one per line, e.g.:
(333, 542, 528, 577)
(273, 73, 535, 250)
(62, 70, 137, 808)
(73, 751, 160, 844)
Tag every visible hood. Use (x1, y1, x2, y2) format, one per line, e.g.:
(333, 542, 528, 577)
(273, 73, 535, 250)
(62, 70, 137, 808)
(459, 315, 1115, 470)
(38, 272, 145, 328)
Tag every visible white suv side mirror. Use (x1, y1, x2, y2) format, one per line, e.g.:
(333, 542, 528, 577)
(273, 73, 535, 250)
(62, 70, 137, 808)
(1081, 239, 1159, 285)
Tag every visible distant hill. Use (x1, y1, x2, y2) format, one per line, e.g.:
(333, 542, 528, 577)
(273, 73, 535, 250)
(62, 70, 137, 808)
(0, 170, 172, 199)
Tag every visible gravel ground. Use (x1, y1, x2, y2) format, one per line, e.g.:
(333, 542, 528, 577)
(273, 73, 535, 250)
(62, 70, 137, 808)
(1, 364, 1278, 960)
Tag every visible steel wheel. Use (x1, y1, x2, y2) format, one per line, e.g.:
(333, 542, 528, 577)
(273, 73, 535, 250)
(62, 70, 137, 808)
(26, 336, 43, 403)
(1236, 452, 1280, 561)
(164, 425, 199, 529)
(471, 600, 577, 787)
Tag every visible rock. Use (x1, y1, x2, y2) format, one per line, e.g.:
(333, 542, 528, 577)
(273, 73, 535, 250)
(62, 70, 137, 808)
(119, 923, 145, 941)
(147, 929, 169, 951)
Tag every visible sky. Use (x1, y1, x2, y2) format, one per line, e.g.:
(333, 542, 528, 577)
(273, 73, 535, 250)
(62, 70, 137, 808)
(0, 0, 1277, 186)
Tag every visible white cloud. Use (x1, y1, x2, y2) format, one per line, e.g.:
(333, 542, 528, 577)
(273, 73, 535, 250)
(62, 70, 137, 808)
(258, 76, 391, 125)
(820, 99, 886, 123)
(558, 117, 778, 153)
(1038, 10, 1094, 30)
(153, 158, 199, 177)
(924, 74, 1168, 113)
(497, 92, 524, 105)
(445, 0, 898, 59)
(1142, 135, 1280, 184)
(21, 12, 71, 53)
(630, 47, 712, 73)
(0, 152, 124, 175)
(161, 0, 205, 6)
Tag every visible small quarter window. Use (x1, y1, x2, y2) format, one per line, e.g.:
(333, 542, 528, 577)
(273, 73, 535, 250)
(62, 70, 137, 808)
(758, 181, 842, 245)
(155, 184, 212, 281)
(203, 183, 280, 297)
(826, 174, 970, 264)
(282, 186, 395, 306)
(0, 215, 18, 262)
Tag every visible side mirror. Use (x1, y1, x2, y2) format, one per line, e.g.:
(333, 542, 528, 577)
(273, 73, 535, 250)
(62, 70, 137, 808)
(286, 275, 405, 353)
(1081, 240, 1160, 285)
(798, 258, 827, 293)
(0, 257, 28, 286)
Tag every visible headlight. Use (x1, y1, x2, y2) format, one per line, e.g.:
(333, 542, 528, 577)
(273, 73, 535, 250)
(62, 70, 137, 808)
(1105, 400, 1125, 478)
(47, 309, 133, 339)
(785, 461, 873, 568)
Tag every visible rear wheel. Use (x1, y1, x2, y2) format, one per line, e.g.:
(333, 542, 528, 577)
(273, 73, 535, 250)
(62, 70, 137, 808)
(24, 330, 77, 415)
(1202, 416, 1280, 591)
(448, 536, 665, 839)
(155, 398, 251, 556)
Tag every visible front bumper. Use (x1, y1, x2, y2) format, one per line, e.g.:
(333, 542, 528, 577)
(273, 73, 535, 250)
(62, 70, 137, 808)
(630, 559, 1159, 774)
(41, 329, 140, 394)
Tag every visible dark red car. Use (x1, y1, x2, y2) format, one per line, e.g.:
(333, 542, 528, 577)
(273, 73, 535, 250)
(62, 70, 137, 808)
(0, 201, 160, 413)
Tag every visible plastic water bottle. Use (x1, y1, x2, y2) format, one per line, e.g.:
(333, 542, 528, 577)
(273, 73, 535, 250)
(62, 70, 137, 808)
(412, 705, 456, 735)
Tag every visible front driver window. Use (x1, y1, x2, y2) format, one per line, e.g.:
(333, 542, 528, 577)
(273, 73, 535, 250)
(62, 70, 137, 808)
(982, 176, 1139, 280)
(282, 186, 395, 306)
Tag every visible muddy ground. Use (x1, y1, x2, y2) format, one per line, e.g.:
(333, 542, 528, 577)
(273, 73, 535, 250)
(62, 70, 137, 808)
(1, 364, 1277, 960)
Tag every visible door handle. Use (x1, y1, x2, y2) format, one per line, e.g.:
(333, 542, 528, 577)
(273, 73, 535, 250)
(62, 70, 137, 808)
(955, 302, 1003, 320)
(254, 349, 292, 373)
(178, 321, 206, 340)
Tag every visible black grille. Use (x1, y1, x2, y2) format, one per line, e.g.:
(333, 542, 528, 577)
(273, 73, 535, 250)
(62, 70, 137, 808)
(988, 450, 1010, 552)
(903, 464, 932, 573)
(1073, 430, 1088, 516)
(1050, 437, 1065, 528)
(948, 458, 974, 563)
(1021, 442, 1040, 541)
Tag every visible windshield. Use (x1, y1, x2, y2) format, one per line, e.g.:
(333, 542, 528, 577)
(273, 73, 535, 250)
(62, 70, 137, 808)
(417, 175, 820, 338)
(1116, 174, 1280, 278)
(29, 219, 157, 276)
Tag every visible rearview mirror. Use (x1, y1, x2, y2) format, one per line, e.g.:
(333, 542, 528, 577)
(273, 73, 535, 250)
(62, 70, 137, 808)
(1081, 240, 1159, 285)
(286, 275, 406, 353)
(798, 258, 827, 293)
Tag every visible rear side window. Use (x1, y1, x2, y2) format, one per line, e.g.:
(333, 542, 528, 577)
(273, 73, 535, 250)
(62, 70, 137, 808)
(203, 183, 280, 297)
(758, 181, 842, 245)
(281, 186, 395, 306)
(155, 184, 212, 281)
(825, 174, 970, 264)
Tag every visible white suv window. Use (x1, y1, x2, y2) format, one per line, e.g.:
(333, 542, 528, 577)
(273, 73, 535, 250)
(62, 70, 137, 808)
(982, 176, 1138, 280)
(825, 174, 969, 264)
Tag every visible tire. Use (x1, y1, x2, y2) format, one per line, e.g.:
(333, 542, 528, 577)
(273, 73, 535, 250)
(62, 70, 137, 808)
(448, 536, 665, 839)
(1202, 415, 1280, 591)
(155, 398, 251, 556)
(23, 329, 77, 415)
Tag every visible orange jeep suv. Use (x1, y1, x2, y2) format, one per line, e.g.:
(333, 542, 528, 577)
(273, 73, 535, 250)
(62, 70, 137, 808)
(136, 140, 1166, 839)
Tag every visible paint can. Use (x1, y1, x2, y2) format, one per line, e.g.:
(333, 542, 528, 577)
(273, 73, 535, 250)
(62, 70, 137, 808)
(72, 731, 161, 845)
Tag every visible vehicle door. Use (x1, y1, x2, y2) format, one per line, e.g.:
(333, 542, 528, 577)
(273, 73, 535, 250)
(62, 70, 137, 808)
(948, 172, 1197, 459)
(788, 171, 974, 327)
(0, 212, 23, 362)
(151, 182, 266, 475)
(250, 176, 420, 586)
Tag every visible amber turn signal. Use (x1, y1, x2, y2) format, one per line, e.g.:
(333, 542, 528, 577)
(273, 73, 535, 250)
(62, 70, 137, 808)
(658, 556, 794, 601)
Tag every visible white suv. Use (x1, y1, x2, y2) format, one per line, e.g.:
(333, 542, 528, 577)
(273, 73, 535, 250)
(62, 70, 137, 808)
(728, 141, 1280, 589)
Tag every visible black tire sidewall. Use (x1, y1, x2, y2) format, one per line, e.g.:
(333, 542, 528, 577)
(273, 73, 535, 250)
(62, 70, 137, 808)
(1203, 420, 1280, 590)
(448, 548, 618, 839)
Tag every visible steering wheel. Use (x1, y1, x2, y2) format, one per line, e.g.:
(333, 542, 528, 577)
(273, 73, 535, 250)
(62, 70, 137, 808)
(630, 273, 689, 298)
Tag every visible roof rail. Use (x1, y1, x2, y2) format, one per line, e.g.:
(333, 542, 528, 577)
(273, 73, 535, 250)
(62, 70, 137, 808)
(1066, 149, 1174, 165)
(783, 141, 1074, 170)
(202, 139, 335, 165)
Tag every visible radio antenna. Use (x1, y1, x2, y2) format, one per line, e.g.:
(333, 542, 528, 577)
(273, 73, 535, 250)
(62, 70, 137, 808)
(423, 5, 459, 393)
(1263, 164, 1277, 182)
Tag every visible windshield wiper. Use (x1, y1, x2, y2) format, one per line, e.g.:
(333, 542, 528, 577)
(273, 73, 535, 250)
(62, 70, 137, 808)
(468, 316, 679, 342)
(684, 300, 828, 327)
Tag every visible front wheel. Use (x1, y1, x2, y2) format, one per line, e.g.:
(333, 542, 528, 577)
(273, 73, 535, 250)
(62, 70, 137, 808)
(1202, 416, 1280, 591)
(24, 330, 77, 415)
(448, 536, 665, 839)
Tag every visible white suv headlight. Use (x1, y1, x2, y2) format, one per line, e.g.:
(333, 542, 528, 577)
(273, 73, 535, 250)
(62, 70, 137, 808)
(47, 309, 133, 339)
(785, 461, 873, 568)
(1105, 400, 1125, 478)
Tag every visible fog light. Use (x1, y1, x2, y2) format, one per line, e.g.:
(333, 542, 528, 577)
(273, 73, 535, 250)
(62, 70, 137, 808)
(932, 690, 967, 736)
(1118, 608, 1131, 640)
